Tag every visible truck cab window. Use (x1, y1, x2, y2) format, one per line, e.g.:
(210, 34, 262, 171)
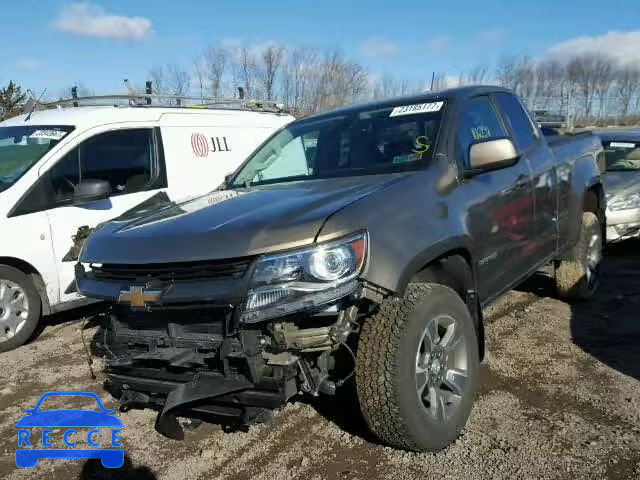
(457, 96, 506, 166)
(493, 93, 538, 152)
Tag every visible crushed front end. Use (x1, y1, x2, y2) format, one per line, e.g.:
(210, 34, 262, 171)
(76, 232, 374, 438)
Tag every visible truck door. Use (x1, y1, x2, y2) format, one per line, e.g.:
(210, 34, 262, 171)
(493, 93, 558, 261)
(457, 96, 535, 301)
(38, 128, 167, 303)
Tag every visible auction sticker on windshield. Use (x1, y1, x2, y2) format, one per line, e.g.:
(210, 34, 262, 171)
(15, 391, 124, 469)
(29, 130, 67, 140)
(609, 142, 636, 149)
(389, 101, 444, 117)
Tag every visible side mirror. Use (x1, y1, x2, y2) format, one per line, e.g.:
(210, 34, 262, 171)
(466, 138, 519, 177)
(73, 179, 111, 204)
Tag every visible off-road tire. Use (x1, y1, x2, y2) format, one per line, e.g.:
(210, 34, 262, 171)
(355, 283, 479, 452)
(0, 265, 41, 353)
(555, 212, 601, 300)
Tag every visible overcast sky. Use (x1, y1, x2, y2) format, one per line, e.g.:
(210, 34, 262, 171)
(2, 0, 639, 94)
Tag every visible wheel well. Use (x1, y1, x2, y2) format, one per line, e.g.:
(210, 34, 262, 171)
(408, 250, 485, 360)
(0, 257, 50, 316)
(584, 184, 604, 217)
(584, 184, 606, 241)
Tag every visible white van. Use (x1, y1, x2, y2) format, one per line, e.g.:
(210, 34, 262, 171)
(0, 103, 293, 351)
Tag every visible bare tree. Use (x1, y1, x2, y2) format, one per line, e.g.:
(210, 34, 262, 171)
(616, 65, 640, 117)
(566, 54, 601, 119)
(149, 65, 167, 95)
(535, 60, 566, 110)
(592, 55, 615, 118)
(232, 46, 257, 99)
(204, 46, 228, 97)
(495, 56, 521, 92)
(462, 64, 489, 85)
(255, 45, 285, 100)
(494, 56, 536, 107)
(516, 57, 536, 108)
(192, 56, 206, 100)
(281, 47, 319, 114)
(431, 72, 450, 90)
(312, 50, 368, 111)
(371, 74, 401, 99)
(165, 63, 191, 97)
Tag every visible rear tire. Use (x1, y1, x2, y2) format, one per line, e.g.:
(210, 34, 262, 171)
(0, 266, 41, 352)
(555, 212, 602, 300)
(355, 283, 479, 452)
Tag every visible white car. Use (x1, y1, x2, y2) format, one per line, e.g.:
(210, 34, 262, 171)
(0, 103, 293, 351)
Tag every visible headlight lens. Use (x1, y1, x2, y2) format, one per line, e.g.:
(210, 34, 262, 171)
(242, 232, 367, 322)
(609, 192, 640, 211)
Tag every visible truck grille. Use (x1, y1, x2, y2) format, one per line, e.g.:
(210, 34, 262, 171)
(91, 258, 252, 283)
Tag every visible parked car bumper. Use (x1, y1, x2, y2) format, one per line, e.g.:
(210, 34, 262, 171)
(606, 207, 640, 241)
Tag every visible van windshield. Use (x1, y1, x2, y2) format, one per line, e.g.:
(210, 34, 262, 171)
(0, 126, 74, 192)
(230, 101, 444, 187)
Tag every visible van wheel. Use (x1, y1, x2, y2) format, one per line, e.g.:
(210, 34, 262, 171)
(0, 266, 41, 352)
(555, 212, 602, 300)
(356, 283, 479, 452)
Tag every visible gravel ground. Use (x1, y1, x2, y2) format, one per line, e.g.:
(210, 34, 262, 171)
(1, 240, 639, 480)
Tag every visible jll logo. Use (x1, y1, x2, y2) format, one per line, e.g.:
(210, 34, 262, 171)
(191, 133, 231, 158)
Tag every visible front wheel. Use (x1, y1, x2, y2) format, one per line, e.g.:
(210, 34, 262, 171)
(0, 266, 41, 352)
(356, 283, 479, 452)
(555, 212, 602, 300)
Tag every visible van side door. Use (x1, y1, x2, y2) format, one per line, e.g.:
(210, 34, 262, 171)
(13, 127, 167, 304)
(458, 96, 535, 302)
(493, 92, 559, 261)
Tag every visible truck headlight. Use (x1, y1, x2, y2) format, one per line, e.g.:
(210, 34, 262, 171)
(609, 192, 640, 211)
(241, 232, 367, 323)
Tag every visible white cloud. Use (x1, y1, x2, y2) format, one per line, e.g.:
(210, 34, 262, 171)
(426, 36, 449, 54)
(54, 3, 152, 41)
(16, 59, 40, 72)
(359, 37, 402, 60)
(548, 31, 640, 65)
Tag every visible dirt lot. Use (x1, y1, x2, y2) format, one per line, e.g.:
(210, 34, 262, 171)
(1, 240, 639, 480)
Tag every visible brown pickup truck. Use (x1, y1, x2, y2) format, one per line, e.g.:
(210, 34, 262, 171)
(77, 86, 604, 451)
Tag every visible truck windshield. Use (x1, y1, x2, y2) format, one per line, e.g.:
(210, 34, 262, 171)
(0, 126, 74, 192)
(231, 101, 444, 187)
(603, 140, 640, 172)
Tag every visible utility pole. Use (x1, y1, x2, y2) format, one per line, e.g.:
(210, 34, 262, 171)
(430, 72, 435, 91)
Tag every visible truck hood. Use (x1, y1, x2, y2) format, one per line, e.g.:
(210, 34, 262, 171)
(604, 171, 640, 201)
(81, 174, 408, 264)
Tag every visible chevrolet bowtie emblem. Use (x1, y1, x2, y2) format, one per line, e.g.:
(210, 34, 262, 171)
(117, 286, 162, 308)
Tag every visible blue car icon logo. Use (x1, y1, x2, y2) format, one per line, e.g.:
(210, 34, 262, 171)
(16, 391, 124, 468)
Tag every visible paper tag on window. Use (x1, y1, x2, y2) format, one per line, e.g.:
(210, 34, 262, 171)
(609, 142, 636, 149)
(29, 129, 67, 140)
(390, 101, 443, 117)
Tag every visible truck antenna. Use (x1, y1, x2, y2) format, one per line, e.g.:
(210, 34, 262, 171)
(24, 88, 47, 122)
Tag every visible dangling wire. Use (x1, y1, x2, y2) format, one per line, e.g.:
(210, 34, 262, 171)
(80, 316, 96, 380)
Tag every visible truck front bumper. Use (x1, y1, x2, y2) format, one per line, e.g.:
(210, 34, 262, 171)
(102, 308, 299, 438)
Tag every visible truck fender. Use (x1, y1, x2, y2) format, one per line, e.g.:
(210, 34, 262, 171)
(563, 153, 604, 253)
(399, 245, 484, 360)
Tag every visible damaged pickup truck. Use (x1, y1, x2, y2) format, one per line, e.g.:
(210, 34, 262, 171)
(76, 86, 605, 452)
